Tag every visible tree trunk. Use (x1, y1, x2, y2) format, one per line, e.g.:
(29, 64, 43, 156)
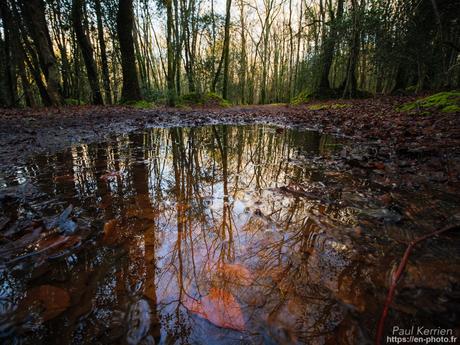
(20, 0, 62, 106)
(0, 4, 17, 107)
(222, 0, 232, 99)
(319, 0, 344, 90)
(94, 0, 112, 104)
(166, 0, 176, 105)
(260, 5, 271, 104)
(0, 35, 11, 107)
(342, 0, 359, 98)
(23, 39, 52, 105)
(238, 0, 246, 104)
(117, 0, 141, 102)
(0, 2, 35, 107)
(173, 0, 181, 96)
(72, 0, 104, 105)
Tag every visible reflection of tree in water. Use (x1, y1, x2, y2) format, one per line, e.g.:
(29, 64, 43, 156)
(21, 125, 355, 344)
(155, 126, 348, 343)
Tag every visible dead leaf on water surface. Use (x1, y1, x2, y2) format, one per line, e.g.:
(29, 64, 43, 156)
(53, 174, 74, 183)
(0, 227, 42, 259)
(35, 234, 81, 252)
(369, 161, 386, 170)
(183, 287, 245, 331)
(20, 285, 70, 321)
(103, 219, 119, 244)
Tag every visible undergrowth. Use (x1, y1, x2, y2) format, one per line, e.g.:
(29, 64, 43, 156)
(399, 91, 460, 113)
(179, 92, 231, 107)
(123, 100, 156, 109)
(308, 103, 349, 110)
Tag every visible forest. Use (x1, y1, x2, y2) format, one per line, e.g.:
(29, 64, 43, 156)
(0, 1, 460, 345)
(0, 0, 459, 107)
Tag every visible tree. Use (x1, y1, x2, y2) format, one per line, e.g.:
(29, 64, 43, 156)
(72, 0, 104, 104)
(94, 0, 112, 104)
(0, 1, 18, 107)
(222, 0, 232, 99)
(342, 0, 360, 98)
(1, 0, 458, 107)
(166, 0, 175, 106)
(117, 0, 141, 102)
(19, 0, 63, 106)
(318, 0, 344, 91)
(0, 1, 35, 107)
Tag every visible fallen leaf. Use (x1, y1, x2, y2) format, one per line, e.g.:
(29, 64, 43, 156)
(103, 219, 120, 245)
(53, 175, 74, 182)
(35, 234, 80, 252)
(183, 287, 245, 331)
(20, 285, 70, 321)
(372, 162, 386, 170)
(0, 227, 42, 259)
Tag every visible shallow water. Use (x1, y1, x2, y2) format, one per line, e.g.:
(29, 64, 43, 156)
(0, 125, 459, 344)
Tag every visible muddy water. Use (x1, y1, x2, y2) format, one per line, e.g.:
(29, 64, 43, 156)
(0, 125, 459, 345)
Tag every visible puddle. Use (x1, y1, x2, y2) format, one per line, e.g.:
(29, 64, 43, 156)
(0, 125, 459, 344)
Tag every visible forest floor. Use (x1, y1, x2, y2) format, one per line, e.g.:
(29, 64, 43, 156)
(1, 95, 459, 186)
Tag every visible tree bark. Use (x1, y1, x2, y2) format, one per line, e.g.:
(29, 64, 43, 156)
(94, 0, 112, 104)
(222, 0, 232, 99)
(72, 0, 104, 105)
(0, 4, 17, 107)
(238, 0, 246, 103)
(342, 0, 359, 98)
(319, 0, 344, 90)
(0, 2, 35, 107)
(117, 0, 141, 102)
(20, 0, 63, 106)
(166, 0, 176, 105)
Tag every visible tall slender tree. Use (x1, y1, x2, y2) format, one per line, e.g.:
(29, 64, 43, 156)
(19, 0, 63, 106)
(166, 0, 175, 106)
(342, 0, 360, 98)
(94, 0, 112, 104)
(72, 0, 104, 104)
(117, 0, 141, 101)
(222, 0, 232, 99)
(318, 0, 344, 91)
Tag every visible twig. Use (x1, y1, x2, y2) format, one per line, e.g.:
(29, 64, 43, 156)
(375, 223, 460, 345)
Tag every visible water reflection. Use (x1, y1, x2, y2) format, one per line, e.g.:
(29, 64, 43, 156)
(1, 125, 458, 344)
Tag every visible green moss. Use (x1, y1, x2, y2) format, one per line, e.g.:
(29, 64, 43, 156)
(64, 98, 85, 105)
(291, 90, 311, 105)
(203, 92, 231, 107)
(180, 92, 203, 104)
(178, 92, 231, 107)
(441, 105, 460, 113)
(308, 103, 349, 110)
(399, 91, 460, 113)
(124, 100, 155, 109)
